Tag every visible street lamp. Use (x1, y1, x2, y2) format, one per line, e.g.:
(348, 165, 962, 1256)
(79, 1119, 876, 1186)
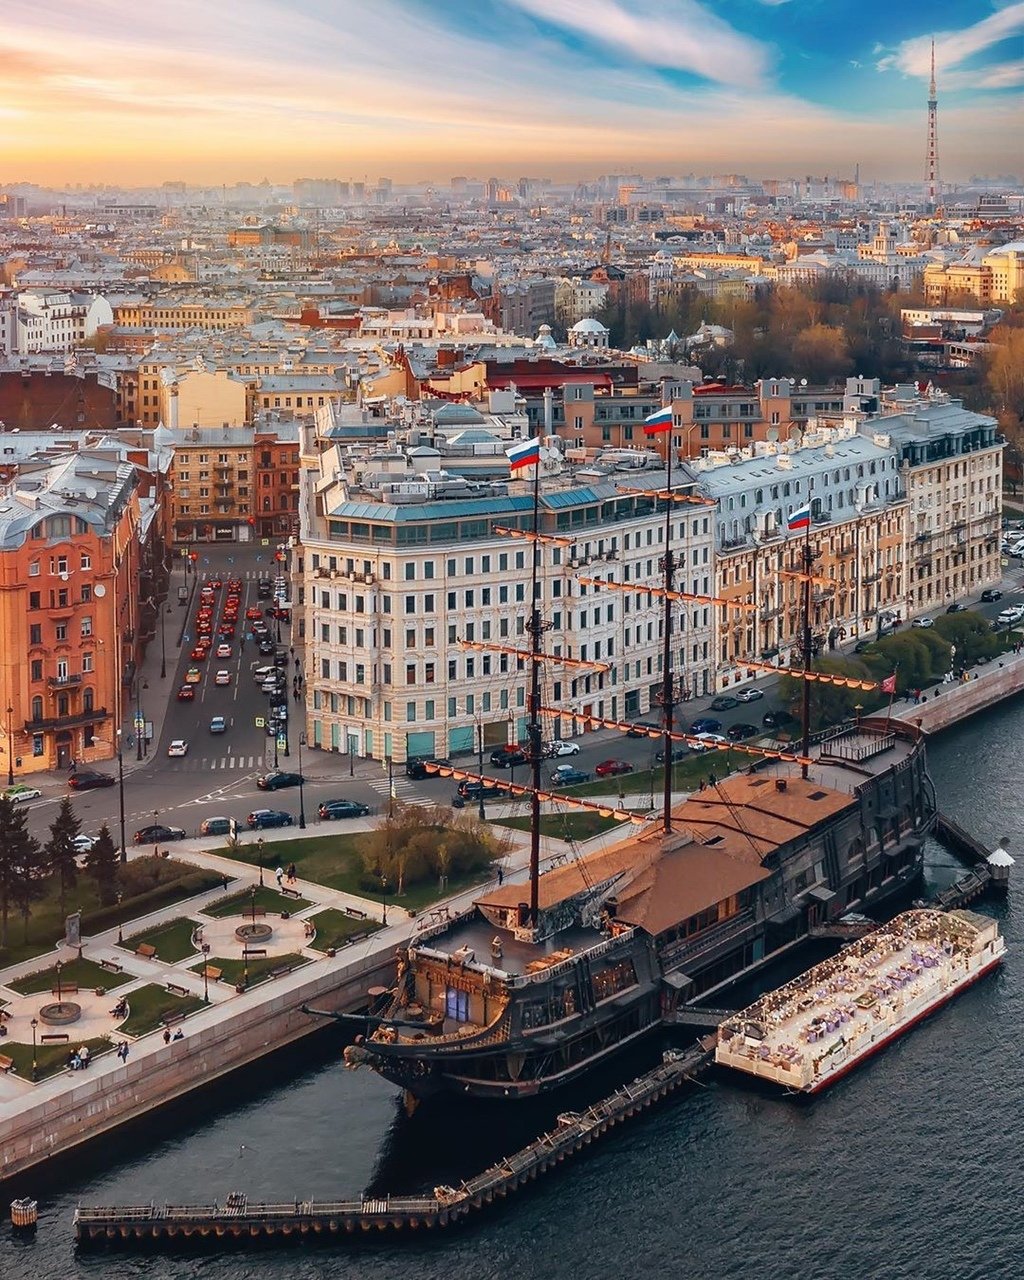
(55, 960, 64, 1005)
(31, 1017, 38, 1081)
(386, 756, 394, 819)
(202, 942, 210, 1004)
(160, 604, 169, 680)
(380, 871, 388, 926)
(135, 678, 145, 762)
(116, 891, 123, 944)
(5, 704, 13, 787)
(257, 836, 265, 888)
(250, 883, 258, 925)
(273, 726, 279, 770)
(476, 722, 485, 820)
(152, 809, 159, 859)
(297, 734, 306, 829)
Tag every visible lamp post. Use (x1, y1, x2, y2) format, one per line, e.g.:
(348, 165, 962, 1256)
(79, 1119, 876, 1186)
(160, 604, 168, 680)
(386, 756, 394, 819)
(115, 729, 127, 865)
(5, 704, 13, 787)
(250, 883, 258, 925)
(380, 871, 388, 926)
(348, 738, 354, 777)
(202, 942, 210, 1004)
(257, 837, 265, 888)
(116, 891, 123, 944)
(55, 960, 64, 1005)
(273, 726, 279, 770)
(297, 734, 306, 829)
(476, 722, 485, 821)
(135, 678, 145, 762)
(31, 1017, 38, 1081)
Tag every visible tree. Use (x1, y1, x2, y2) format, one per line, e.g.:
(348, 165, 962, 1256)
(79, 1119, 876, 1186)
(0, 795, 41, 950)
(45, 796, 81, 919)
(85, 823, 120, 907)
(9, 839, 48, 943)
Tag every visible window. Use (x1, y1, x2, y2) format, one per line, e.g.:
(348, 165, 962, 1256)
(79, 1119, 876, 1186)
(55, 623, 67, 642)
(31, 695, 43, 721)
(82, 652, 93, 673)
(81, 583, 92, 603)
(29, 591, 40, 610)
(80, 554, 91, 570)
(32, 734, 44, 758)
(30, 659, 42, 681)
(406, 702, 417, 723)
(80, 616, 92, 637)
(425, 663, 435, 684)
(404, 563, 415, 580)
(29, 623, 42, 645)
(28, 561, 40, 577)
(406, 664, 416, 685)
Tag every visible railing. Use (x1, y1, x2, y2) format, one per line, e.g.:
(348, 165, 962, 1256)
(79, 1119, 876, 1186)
(47, 674, 82, 688)
(25, 706, 109, 731)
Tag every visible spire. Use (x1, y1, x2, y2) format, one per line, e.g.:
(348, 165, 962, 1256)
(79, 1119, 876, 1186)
(926, 36, 940, 207)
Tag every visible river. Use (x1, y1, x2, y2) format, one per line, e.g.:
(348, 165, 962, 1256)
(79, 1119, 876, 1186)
(2, 703, 1022, 1280)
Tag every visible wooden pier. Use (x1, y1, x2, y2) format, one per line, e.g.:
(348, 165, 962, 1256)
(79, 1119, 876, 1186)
(74, 1037, 716, 1247)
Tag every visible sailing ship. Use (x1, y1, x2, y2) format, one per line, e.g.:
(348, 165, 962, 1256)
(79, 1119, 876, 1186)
(333, 412, 936, 1100)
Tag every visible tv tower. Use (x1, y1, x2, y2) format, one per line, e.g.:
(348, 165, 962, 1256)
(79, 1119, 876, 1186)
(926, 38, 940, 207)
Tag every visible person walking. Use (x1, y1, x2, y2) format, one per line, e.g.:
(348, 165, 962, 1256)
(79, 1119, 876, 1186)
(163, 1028, 171, 1046)
(287, 862, 296, 884)
(275, 865, 284, 888)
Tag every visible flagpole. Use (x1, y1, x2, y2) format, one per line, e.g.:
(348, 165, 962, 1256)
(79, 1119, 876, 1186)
(884, 666, 898, 728)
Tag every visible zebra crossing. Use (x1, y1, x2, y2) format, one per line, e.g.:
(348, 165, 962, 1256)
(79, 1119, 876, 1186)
(168, 755, 263, 772)
(364, 775, 438, 808)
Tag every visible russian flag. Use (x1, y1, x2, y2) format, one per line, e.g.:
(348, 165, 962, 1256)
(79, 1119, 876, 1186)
(506, 436, 541, 471)
(787, 505, 811, 532)
(643, 406, 673, 436)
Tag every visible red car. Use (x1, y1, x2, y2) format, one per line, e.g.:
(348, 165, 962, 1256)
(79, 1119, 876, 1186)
(176, 685, 195, 702)
(245, 606, 263, 621)
(595, 759, 633, 777)
(197, 621, 212, 636)
(190, 644, 209, 661)
(197, 608, 213, 622)
(227, 579, 242, 592)
(218, 623, 236, 637)
(204, 579, 222, 590)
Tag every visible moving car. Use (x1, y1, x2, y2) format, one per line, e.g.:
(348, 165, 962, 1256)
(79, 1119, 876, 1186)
(655, 745, 689, 764)
(184, 666, 202, 684)
(247, 809, 293, 829)
(406, 756, 451, 780)
(252, 665, 277, 681)
(734, 688, 764, 703)
(176, 685, 195, 702)
(72, 833, 98, 854)
(691, 732, 729, 752)
(626, 722, 659, 739)
(190, 645, 209, 661)
(214, 669, 231, 686)
(709, 696, 738, 712)
(727, 723, 759, 741)
(996, 605, 1024, 627)
(257, 579, 273, 599)
(595, 759, 632, 777)
(256, 770, 304, 791)
(550, 767, 591, 786)
(546, 740, 580, 756)
(490, 747, 527, 768)
(209, 716, 227, 735)
(945, 602, 967, 614)
(200, 817, 235, 836)
(258, 640, 276, 655)
(689, 717, 722, 735)
(217, 622, 236, 637)
(452, 781, 501, 807)
(68, 770, 114, 790)
(318, 799, 371, 820)
(167, 739, 189, 757)
(246, 606, 263, 621)
(981, 589, 1003, 603)
(215, 643, 233, 659)
(4, 784, 41, 803)
(763, 709, 799, 729)
(227, 578, 243, 593)
(134, 824, 186, 843)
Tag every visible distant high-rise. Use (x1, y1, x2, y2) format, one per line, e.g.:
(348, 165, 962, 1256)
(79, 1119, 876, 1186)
(926, 38, 940, 207)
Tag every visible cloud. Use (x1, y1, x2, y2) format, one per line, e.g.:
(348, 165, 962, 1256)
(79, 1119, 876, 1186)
(877, 2, 1024, 81)
(505, 0, 772, 86)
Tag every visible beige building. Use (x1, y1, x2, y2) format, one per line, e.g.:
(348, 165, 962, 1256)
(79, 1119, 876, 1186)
(923, 242, 1024, 305)
(161, 368, 249, 429)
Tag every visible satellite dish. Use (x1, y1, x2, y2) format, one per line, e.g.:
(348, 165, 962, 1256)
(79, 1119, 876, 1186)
(85, 486, 97, 500)
(59, 571, 69, 582)
(789, 425, 803, 442)
(766, 427, 779, 443)
(800, 378, 808, 386)
(94, 584, 106, 598)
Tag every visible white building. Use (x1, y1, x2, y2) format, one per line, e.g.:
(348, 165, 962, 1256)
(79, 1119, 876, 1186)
(14, 290, 113, 354)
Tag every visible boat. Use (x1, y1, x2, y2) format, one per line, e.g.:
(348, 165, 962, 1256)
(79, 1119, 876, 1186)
(715, 908, 1004, 1093)
(330, 427, 938, 1101)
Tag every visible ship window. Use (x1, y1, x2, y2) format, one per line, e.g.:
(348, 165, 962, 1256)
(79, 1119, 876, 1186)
(445, 988, 470, 1022)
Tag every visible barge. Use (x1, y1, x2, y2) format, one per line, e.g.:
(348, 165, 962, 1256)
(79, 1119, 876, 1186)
(715, 908, 1004, 1094)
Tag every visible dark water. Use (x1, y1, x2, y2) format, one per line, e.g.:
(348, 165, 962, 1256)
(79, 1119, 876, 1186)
(3, 705, 1024, 1280)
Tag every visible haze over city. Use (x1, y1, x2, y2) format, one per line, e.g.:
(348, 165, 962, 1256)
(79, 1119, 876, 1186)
(2, 0, 1022, 185)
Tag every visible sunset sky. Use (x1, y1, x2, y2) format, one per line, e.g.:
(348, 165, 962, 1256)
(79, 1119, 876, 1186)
(1, 0, 1021, 186)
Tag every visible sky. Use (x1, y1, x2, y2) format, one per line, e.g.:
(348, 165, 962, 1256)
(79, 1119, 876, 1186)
(0, 0, 1021, 187)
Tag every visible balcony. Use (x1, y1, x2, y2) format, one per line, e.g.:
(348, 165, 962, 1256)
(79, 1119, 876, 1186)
(47, 674, 82, 689)
(25, 706, 109, 732)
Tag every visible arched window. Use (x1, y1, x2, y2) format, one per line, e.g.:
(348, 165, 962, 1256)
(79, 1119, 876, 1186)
(83, 687, 94, 712)
(31, 695, 43, 722)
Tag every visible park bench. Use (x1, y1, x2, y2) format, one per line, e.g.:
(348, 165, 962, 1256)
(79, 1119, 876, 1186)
(269, 963, 297, 980)
(0, 1054, 13, 1072)
(249, 908, 267, 919)
(344, 907, 368, 920)
(52, 984, 79, 997)
(280, 886, 301, 899)
(40, 1032, 69, 1043)
(202, 965, 223, 982)
(161, 1010, 187, 1026)
(242, 948, 267, 959)
(100, 958, 123, 973)
(166, 982, 190, 998)
(136, 943, 158, 960)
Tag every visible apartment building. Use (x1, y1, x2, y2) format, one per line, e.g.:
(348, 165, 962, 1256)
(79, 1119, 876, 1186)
(14, 290, 113, 354)
(111, 298, 256, 332)
(296, 446, 715, 763)
(167, 426, 254, 544)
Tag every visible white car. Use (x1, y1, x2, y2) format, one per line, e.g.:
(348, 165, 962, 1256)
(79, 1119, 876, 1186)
(167, 739, 189, 758)
(546, 740, 580, 757)
(72, 834, 98, 853)
(996, 605, 1024, 626)
(214, 669, 231, 686)
(691, 732, 729, 752)
(734, 688, 764, 703)
(911, 617, 934, 629)
(3, 784, 42, 803)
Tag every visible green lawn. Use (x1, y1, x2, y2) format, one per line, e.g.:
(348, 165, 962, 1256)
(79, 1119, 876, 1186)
(202, 886, 314, 918)
(565, 750, 740, 799)
(191, 952, 309, 989)
(207, 834, 489, 913)
(8, 956, 132, 996)
(119, 917, 201, 964)
(1, 1036, 113, 1082)
(305, 909, 383, 952)
(495, 812, 628, 841)
(118, 983, 205, 1037)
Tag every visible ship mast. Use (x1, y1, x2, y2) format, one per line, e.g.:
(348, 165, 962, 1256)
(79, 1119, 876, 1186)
(660, 435, 675, 832)
(800, 507, 813, 779)
(527, 456, 544, 929)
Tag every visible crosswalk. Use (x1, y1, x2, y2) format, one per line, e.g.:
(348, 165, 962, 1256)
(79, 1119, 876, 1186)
(167, 755, 264, 772)
(364, 775, 438, 809)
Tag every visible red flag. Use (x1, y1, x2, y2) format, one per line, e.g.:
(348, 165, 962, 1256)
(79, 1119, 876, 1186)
(881, 673, 897, 694)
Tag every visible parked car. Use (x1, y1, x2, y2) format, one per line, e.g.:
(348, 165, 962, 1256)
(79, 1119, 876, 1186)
(490, 747, 527, 768)
(258, 640, 276, 656)
(256, 770, 304, 791)
(318, 799, 371, 820)
(68, 770, 114, 790)
(252, 665, 277, 681)
(762, 709, 799, 729)
(945, 602, 967, 614)
(595, 759, 633, 777)
(199, 816, 235, 836)
(209, 716, 227, 735)
(3, 784, 41, 803)
(689, 717, 722, 735)
(691, 733, 729, 752)
(134, 824, 186, 844)
(452, 780, 501, 808)
(550, 767, 591, 786)
(406, 756, 451, 780)
(709, 696, 738, 712)
(167, 739, 189, 757)
(911, 617, 934, 629)
(72, 833, 98, 853)
(247, 809, 293, 829)
(625, 722, 659, 739)
(257, 579, 273, 599)
(981, 589, 1003, 603)
(734, 688, 764, 703)
(546, 739, 580, 756)
(726, 722, 759, 741)
(996, 605, 1024, 626)
(654, 745, 689, 764)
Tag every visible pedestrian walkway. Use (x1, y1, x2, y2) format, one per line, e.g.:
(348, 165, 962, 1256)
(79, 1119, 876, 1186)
(363, 774, 436, 809)
(166, 754, 266, 773)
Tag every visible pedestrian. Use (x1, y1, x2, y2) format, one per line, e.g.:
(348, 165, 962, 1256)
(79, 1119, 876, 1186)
(497, 865, 504, 885)
(275, 865, 284, 888)
(163, 1028, 171, 1046)
(221, 875, 229, 892)
(290, 646, 295, 658)
(172, 1028, 184, 1041)
(708, 769, 717, 787)
(287, 862, 296, 884)
(294, 688, 301, 703)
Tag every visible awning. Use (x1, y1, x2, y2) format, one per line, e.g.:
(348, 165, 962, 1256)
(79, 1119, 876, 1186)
(806, 885, 837, 905)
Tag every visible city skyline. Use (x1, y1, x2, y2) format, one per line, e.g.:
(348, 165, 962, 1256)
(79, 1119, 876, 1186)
(1, 0, 1022, 186)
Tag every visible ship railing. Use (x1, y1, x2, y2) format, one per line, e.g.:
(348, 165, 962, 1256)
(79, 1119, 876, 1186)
(506, 928, 638, 988)
(660, 911, 755, 969)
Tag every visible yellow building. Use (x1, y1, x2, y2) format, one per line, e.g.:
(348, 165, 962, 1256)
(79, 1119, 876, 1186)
(924, 243, 1024, 305)
(162, 368, 250, 430)
(112, 299, 255, 331)
(167, 427, 254, 545)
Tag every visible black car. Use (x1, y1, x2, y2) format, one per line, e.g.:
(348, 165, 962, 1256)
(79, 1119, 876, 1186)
(625, 722, 659, 739)
(490, 747, 527, 768)
(763, 709, 799, 729)
(727, 722, 759, 741)
(406, 756, 451, 780)
(68, 770, 115, 790)
(134, 824, 186, 844)
(981, 589, 1003, 603)
(710, 696, 739, 712)
(654, 745, 689, 764)
(247, 809, 293, 829)
(318, 799, 371, 820)
(452, 781, 501, 807)
(273, 650, 290, 668)
(257, 640, 276, 655)
(945, 602, 967, 614)
(256, 771, 304, 791)
(256, 580, 273, 599)
(549, 767, 591, 787)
